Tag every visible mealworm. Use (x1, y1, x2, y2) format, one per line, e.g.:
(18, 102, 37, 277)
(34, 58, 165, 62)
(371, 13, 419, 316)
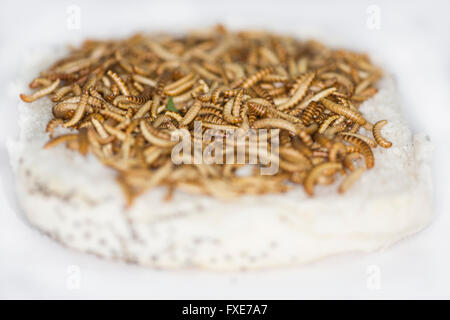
(339, 132, 377, 148)
(321, 98, 367, 125)
(20, 79, 60, 102)
(223, 98, 242, 124)
(64, 91, 89, 127)
(372, 120, 392, 148)
(304, 162, 342, 196)
(318, 115, 340, 134)
(181, 99, 202, 126)
(107, 70, 130, 96)
(241, 66, 274, 89)
(341, 134, 374, 169)
(338, 167, 365, 193)
(140, 120, 176, 147)
(44, 134, 78, 149)
(278, 72, 315, 111)
(45, 118, 64, 138)
(343, 152, 362, 172)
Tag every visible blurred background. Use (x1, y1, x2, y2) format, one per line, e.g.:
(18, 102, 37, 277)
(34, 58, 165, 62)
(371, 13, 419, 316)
(0, 0, 449, 299)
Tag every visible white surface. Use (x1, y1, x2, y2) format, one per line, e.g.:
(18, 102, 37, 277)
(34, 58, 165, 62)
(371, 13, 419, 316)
(0, 0, 449, 299)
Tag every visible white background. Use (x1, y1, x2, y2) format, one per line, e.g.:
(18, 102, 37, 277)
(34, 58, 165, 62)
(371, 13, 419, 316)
(0, 0, 449, 299)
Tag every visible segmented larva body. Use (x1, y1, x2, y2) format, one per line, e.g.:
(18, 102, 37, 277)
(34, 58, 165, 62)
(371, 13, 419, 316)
(232, 89, 244, 117)
(318, 115, 340, 134)
(45, 118, 64, 138)
(63, 91, 89, 127)
(372, 120, 392, 148)
(113, 86, 154, 105)
(251, 85, 275, 106)
(304, 162, 342, 196)
(223, 98, 242, 124)
(198, 107, 223, 117)
(300, 101, 319, 125)
(241, 66, 274, 89)
(321, 98, 367, 126)
(278, 72, 315, 111)
(140, 120, 176, 147)
(20, 79, 60, 102)
(107, 70, 130, 96)
(247, 102, 268, 116)
(339, 132, 377, 148)
(341, 134, 374, 169)
(201, 114, 227, 125)
(181, 99, 202, 126)
(343, 152, 362, 172)
(164, 74, 196, 96)
(44, 133, 78, 149)
(338, 166, 365, 193)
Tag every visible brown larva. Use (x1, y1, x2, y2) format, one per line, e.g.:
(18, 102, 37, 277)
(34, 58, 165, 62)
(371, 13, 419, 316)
(338, 166, 366, 193)
(20, 79, 60, 102)
(278, 72, 315, 111)
(372, 120, 392, 148)
(63, 91, 89, 127)
(304, 162, 342, 196)
(339, 132, 377, 148)
(321, 98, 367, 126)
(241, 66, 274, 89)
(44, 133, 78, 149)
(106, 70, 129, 96)
(341, 134, 374, 169)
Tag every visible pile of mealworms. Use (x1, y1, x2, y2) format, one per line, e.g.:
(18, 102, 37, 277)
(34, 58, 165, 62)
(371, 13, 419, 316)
(20, 26, 392, 205)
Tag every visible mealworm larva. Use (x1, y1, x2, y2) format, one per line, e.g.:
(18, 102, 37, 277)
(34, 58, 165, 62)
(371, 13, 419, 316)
(44, 134, 78, 149)
(164, 72, 194, 90)
(52, 85, 73, 102)
(201, 114, 227, 125)
(132, 74, 156, 87)
(107, 70, 130, 96)
(328, 141, 347, 162)
(252, 118, 297, 133)
(99, 109, 127, 123)
(45, 118, 64, 138)
(146, 39, 179, 61)
(321, 98, 367, 125)
(223, 98, 242, 124)
(289, 87, 336, 116)
(164, 75, 197, 96)
(339, 132, 377, 148)
(29, 77, 52, 89)
(341, 134, 374, 169)
(372, 120, 392, 148)
(318, 115, 340, 134)
(78, 127, 89, 155)
(338, 166, 366, 193)
(232, 89, 244, 117)
(278, 72, 315, 111)
(64, 91, 89, 127)
(198, 107, 223, 117)
(279, 146, 312, 166)
(140, 120, 176, 147)
(113, 86, 153, 105)
(304, 162, 342, 196)
(181, 99, 202, 126)
(241, 66, 274, 89)
(20, 79, 60, 102)
(343, 152, 362, 172)
(104, 123, 127, 141)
